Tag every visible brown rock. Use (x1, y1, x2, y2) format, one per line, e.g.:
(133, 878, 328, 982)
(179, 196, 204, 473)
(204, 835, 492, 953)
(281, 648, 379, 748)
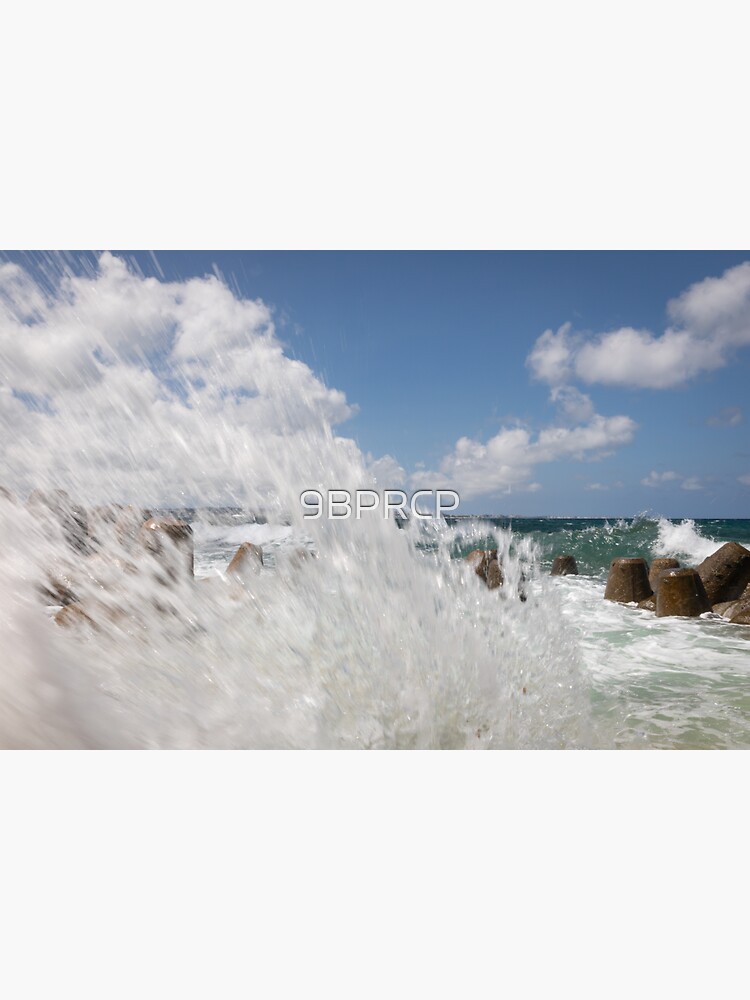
(227, 542, 263, 581)
(465, 549, 503, 590)
(695, 542, 750, 606)
(39, 574, 78, 606)
(140, 517, 194, 580)
(54, 604, 97, 629)
(648, 558, 680, 592)
(28, 489, 89, 553)
(484, 558, 503, 590)
(551, 555, 578, 576)
(54, 600, 132, 631)
(729, 599, 750, 626)
(638, 596, 656, 612)
(604, 557, 652, 604)
(114, 506, 151, 550)
(712, 601, 740, 619)
(656, 568, 711, 618)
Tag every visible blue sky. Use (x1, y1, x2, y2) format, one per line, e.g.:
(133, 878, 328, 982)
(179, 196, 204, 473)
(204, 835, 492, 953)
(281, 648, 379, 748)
(142, 250, 750, 517)
(3, 251, 750, 516)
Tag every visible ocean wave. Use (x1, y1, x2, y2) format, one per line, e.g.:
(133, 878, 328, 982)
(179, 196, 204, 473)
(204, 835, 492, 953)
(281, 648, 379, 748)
(652, 517, 720, 564)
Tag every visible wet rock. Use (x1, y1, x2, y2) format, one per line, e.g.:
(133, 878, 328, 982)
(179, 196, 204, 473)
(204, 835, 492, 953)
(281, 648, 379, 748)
(112, 505, 151, 551)
(54, 604, 98, 630)
(54, 599, 134, 631)
(729, 599, 750, 625)
(465, 549, 503, 590)
(695, 542, 750, 606)
(288, 546, 317, 568)
(485, 558, 503, 590)
(89, 503, 120, 526)
(656, 568, 711, 618)
(604, 557, 652, 604)
(712, 600, 740, 619)
(551, 555, 578, 576)
(638, 596, 656, 612)
(81, 552, 139, 588)
(648, 558, 680, 592)
(39, 573, 78, 606)
(227, 542, 263, 582)
(27, 489, 89, 553)
(139, 517, 194, 581)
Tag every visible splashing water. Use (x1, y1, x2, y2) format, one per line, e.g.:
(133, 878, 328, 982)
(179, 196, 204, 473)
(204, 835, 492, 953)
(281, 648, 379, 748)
(0, 253, 596, 748)
(652, 517, 722, 565)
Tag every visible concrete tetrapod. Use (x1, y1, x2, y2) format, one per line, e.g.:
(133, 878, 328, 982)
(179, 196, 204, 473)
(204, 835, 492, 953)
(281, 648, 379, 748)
(656, 568, 711, 618)
(648, 558, 680, 593)
(551, 555, 578, 576)
(604, 557, 652, 604)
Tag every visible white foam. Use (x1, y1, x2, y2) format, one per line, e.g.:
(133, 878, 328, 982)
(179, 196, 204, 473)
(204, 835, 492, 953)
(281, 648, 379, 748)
(652, 517, 721, 564)
(0, 256, 593, 749)
(191, 521, 294, 548)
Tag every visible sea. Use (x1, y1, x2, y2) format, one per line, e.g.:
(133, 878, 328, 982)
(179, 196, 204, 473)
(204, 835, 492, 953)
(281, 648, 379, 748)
(186, 511, 750, 750)
(4, 502, 746, 749)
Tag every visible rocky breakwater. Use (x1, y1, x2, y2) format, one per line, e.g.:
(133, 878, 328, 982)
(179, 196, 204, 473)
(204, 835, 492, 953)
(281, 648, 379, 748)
(53, 508, 195, 631)
(601, 540, 750, 626)
(695, 542, 750, 624)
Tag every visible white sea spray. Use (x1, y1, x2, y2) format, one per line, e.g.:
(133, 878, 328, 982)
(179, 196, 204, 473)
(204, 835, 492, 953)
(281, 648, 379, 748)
(0, 255, 593, 748)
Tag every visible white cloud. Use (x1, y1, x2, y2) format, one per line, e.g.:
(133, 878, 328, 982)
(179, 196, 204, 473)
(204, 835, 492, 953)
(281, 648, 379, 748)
(525, 323, 574, 385)
(584, 481, 623, 491)
(366, 453, 407, 488)
(420, 411, 637, 501)
(576, 327, 721, 389)
(641, 470, 704, 491)
(707, 406, 743, 427)
(641, 470, 680, 487)
(549, 385, 595, 424)
(680, 477, 704, 491)
(0, 253, 368, 508)
(526, 261, 750, 390)
(739, 474, 750, 487)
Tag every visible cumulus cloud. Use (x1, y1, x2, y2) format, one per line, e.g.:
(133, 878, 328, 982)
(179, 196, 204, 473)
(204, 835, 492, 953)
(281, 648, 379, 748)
(366, 453, 407, 488)
(641, 470, 680, 487)
(584, 481, 623, 492)
(680, 476, 704, 491)
(707, 406, 743, 427)
(526, 324, 574, 385)
(526, 261, 750, 390)
(419, 411, 637, 501)
(549, 385, 595, 424)
(641, 470, 704, 491)
(0, 253, 367, 508)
